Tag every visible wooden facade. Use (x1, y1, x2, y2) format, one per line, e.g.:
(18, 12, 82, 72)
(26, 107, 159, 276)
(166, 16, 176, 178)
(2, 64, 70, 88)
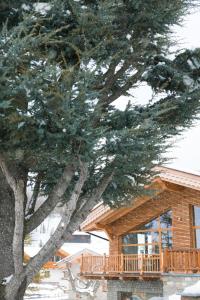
(80, 167, 200, 279)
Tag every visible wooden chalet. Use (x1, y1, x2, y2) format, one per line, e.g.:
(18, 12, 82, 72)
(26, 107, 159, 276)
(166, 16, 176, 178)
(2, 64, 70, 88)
(80, 167, 200, 280)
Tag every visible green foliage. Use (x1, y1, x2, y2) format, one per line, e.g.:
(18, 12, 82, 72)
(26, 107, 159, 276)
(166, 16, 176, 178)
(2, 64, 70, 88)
(0, 0, 200, 207)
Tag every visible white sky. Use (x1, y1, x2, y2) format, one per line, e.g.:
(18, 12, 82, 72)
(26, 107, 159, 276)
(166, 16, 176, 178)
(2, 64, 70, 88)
(167, 8, 200, 174)
(115, 8, 200, 175)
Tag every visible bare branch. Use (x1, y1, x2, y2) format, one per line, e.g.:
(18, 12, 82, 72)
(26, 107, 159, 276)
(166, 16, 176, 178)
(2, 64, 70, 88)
(63, 170, 114, 240)
(101, 68, 144, 106)
(23, 161, 88, 284)
(102, 60, 131, 94)
(0, 154, 17, 191)
(25, 163, 75, 234)
(6, 165, 111, 296)
(26, 173, 42, 217)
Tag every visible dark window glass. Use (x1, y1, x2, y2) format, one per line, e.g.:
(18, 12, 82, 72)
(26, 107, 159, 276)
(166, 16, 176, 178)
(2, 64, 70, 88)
(161, 231, 172, 248)
(154, 244, 160, 254)
(122, 233, 138, 245)
(122, 246, 139, 254)
(193, 206, 200, 226)
(160, 210, 172, 228)
(195, 229, 200, 248)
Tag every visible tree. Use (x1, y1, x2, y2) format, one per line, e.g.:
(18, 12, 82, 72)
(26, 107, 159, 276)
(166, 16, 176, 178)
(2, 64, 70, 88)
(0, 0, 200, 299)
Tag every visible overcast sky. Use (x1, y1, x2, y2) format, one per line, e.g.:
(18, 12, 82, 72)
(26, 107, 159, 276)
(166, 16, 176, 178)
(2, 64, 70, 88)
(166, 8, 200, 174)
(114, 8, 200, 174)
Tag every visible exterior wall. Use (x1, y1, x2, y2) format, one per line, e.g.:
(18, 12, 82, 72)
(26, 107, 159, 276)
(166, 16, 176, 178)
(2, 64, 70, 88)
(107, 274, 200, 300)
(107, 280, 163, 300)
(109, 188, 200, 255)
(109, 238, 121, 256)
(162, 274, 200, 297)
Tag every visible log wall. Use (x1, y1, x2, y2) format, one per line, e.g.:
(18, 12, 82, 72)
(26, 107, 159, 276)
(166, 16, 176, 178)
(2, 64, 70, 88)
(108, 186, 200, 255)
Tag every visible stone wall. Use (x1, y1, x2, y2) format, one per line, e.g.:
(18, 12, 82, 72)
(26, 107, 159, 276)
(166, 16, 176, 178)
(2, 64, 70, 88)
(107, 279, 163, 300)
(162, 274, 200, 297)
(107, 274, 200, 300)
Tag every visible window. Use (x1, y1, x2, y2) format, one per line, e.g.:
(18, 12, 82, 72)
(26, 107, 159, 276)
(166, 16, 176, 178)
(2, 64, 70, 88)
(122, 210, 172, 254)
(193, 206, 200, 248)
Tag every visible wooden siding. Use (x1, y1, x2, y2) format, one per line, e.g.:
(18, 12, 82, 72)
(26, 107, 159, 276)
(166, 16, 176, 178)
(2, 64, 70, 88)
(107, 186, 200, 255)
(81, 180, 166, 231)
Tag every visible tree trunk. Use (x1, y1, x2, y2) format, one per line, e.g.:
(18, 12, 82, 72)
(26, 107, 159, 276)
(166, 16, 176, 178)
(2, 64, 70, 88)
(0, 169, 15, 299)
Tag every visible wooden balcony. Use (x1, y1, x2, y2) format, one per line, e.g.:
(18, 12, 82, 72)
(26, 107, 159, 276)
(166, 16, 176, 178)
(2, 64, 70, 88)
(164, 248, 200, 273)
(81, 254, 161, 279)
(80, 249, 200, 280)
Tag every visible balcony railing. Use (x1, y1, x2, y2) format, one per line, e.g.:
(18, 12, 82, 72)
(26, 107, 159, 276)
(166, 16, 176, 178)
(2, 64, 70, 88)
(81, 254, 161, 276)
(80, 249, 200, 278)
(164, 248, 200, 273)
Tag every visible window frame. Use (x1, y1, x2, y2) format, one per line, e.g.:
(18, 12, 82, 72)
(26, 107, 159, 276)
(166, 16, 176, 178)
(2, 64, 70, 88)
(192, 205, 200, 248)
(121, 210, 173, 255)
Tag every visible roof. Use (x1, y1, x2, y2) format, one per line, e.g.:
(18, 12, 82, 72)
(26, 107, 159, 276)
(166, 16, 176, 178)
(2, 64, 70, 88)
(24, 248, 69, 269)
(56, 248, 102, 265)
(81, 166, 200, 231)
(157, 166, 200, 191)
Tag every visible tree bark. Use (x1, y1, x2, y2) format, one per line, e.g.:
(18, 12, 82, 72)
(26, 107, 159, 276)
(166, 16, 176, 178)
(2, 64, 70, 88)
(0, 169, 15, 298)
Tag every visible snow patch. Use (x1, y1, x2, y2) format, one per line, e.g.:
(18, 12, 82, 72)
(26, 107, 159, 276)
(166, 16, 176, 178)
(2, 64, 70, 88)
(182, 281, 200, 296)
(183, 75, 194, 87)
(2, 275, 13, 285)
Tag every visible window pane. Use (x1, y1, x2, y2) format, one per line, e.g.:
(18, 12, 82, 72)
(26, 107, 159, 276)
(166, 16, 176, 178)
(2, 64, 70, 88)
(154, 244, 160, 254)
(140, 218, 158, 230)
(161, 231, 172, 248)
(122, 232, 155, 245)
(152, 232, 159, 243)
(122, 246, 139, 254)
(122, 233, 138, 244)
(194, 206, 200, 226)
(160, 210, 172, 228)
(195, 229, 200, 248)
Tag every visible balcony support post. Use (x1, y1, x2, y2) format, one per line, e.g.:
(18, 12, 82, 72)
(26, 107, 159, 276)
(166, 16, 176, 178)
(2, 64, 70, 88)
(103, 253, 106, 273)
(121, 254, 124, 272)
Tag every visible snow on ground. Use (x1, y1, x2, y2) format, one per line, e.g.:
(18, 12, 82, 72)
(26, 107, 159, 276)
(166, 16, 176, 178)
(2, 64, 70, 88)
(181, 280, 200, 296)
(24, 283, 69, 300)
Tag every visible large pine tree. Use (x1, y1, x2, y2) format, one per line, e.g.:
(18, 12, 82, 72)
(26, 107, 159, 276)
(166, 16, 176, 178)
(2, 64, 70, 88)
(0, 1, 200, 299)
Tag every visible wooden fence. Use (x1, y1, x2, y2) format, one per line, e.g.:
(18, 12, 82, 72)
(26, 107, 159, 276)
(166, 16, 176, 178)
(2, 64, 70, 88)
(164, 248, 200, 273)
(81, 254, 160, 274)
(81, 249, 200, 276)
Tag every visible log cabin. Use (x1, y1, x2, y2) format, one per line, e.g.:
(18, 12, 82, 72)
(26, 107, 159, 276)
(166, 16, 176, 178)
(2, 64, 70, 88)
(80, 167, 200, 300)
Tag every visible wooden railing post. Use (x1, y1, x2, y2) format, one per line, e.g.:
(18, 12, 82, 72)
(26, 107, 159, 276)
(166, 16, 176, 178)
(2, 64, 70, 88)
(163, 248, 168, 273)
(140, 254, 144, 275)
(121, 254, 124, 272)
(103, 253, 106, 273)
(81, 254, 83, 273)
(160, 251, 164, 273)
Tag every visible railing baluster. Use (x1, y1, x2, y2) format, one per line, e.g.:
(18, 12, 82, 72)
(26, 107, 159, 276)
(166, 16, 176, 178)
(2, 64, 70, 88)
(81, 249, 200, 277)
